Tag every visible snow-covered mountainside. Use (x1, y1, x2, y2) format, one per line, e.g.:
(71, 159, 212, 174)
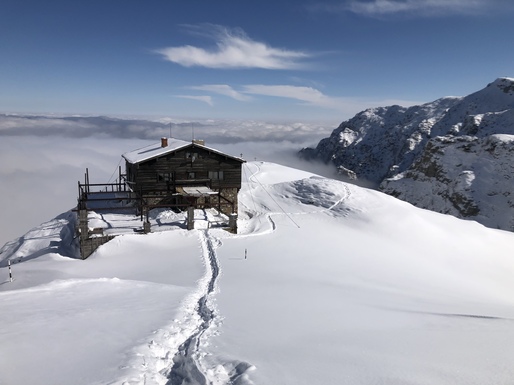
(2, 162, 514, 385)
(300, 78, 514, 231)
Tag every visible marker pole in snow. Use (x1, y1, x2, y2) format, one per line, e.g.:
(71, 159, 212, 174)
(8, 259, 12, 282)
(245, 249, 247, 260)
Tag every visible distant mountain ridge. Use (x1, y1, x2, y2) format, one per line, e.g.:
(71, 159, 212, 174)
(300, 78, 514, 232)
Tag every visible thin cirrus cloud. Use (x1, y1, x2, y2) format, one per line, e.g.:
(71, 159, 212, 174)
(155, 24, 310, 70)
(318, 0, 495, 17)
(242, 84, 343, 110)
(181, 83, 343, 110)
(179, 83, 421, 113)
(175, 95, 213, 106)
(189, 85, 251, 101)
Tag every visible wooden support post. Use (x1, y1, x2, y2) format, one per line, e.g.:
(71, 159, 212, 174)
(118, 165, 122, 192)
(229, 213, 238, 233)
(85, 168, 90, 194)
(140, 186, 144, 221)
(187, 207, 195, 230)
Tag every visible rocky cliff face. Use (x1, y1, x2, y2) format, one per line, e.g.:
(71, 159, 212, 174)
(300, 97, 461, 184)
(300, 78, 514, 231)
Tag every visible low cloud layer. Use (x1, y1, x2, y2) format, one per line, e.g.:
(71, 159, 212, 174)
(0, 114, 334, 144)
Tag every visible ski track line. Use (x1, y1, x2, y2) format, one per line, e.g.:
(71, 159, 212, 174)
(166, 229, 221, 385)
(244, 162, 261, 185)
(327, 183, 352, 211)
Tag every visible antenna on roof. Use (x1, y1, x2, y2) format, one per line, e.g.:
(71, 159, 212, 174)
(169, 123, 172, 138)
(191, 123, 195, 142)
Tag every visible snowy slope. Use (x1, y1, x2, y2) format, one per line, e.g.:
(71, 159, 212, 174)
(300, 78, 514, 232)
(0, 219, 207, 384)
(2, 162, 514, 385)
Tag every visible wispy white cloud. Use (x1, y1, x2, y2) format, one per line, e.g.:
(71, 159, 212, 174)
(155, 24, 310, 69)
(242, 84, 346, 110)
(175, 95, 213, 106)
(315, 0, 497, 17)
(179, 83, 421, 114)
(185, 83, 345, 110)
(242, 84, 421, 113)
(189, 85, 251, 101)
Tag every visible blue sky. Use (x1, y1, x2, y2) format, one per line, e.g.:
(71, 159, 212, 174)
(2, 0, 514, 122)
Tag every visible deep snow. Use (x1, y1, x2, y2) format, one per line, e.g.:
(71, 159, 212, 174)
(2, 162, 514, 384)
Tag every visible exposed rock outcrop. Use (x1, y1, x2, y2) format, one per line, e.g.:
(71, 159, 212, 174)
(300, 78, 514, 231)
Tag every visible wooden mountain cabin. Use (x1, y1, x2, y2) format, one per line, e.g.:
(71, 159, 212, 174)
(123, 137, 245, 217)
(75, 138, 244, 258)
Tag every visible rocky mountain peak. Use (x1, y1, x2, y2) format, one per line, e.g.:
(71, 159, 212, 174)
(299, 78, 514, 232)
(489, 77, 514, 94)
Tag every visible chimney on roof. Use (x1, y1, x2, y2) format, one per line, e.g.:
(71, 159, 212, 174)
(193, 139, 205, 146)
(161, 137, 168, 147)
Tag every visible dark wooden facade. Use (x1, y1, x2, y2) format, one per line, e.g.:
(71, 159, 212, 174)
(123, 139, 245, 216)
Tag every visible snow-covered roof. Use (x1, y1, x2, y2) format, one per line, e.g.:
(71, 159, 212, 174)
(122, 138, 245, 164)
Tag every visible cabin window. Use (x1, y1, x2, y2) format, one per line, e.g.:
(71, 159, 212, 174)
(185, 152, 199, 161)
(209, 171, 224, 180)
(188, 172, 196, 179)
(157, 172, 174, 182)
